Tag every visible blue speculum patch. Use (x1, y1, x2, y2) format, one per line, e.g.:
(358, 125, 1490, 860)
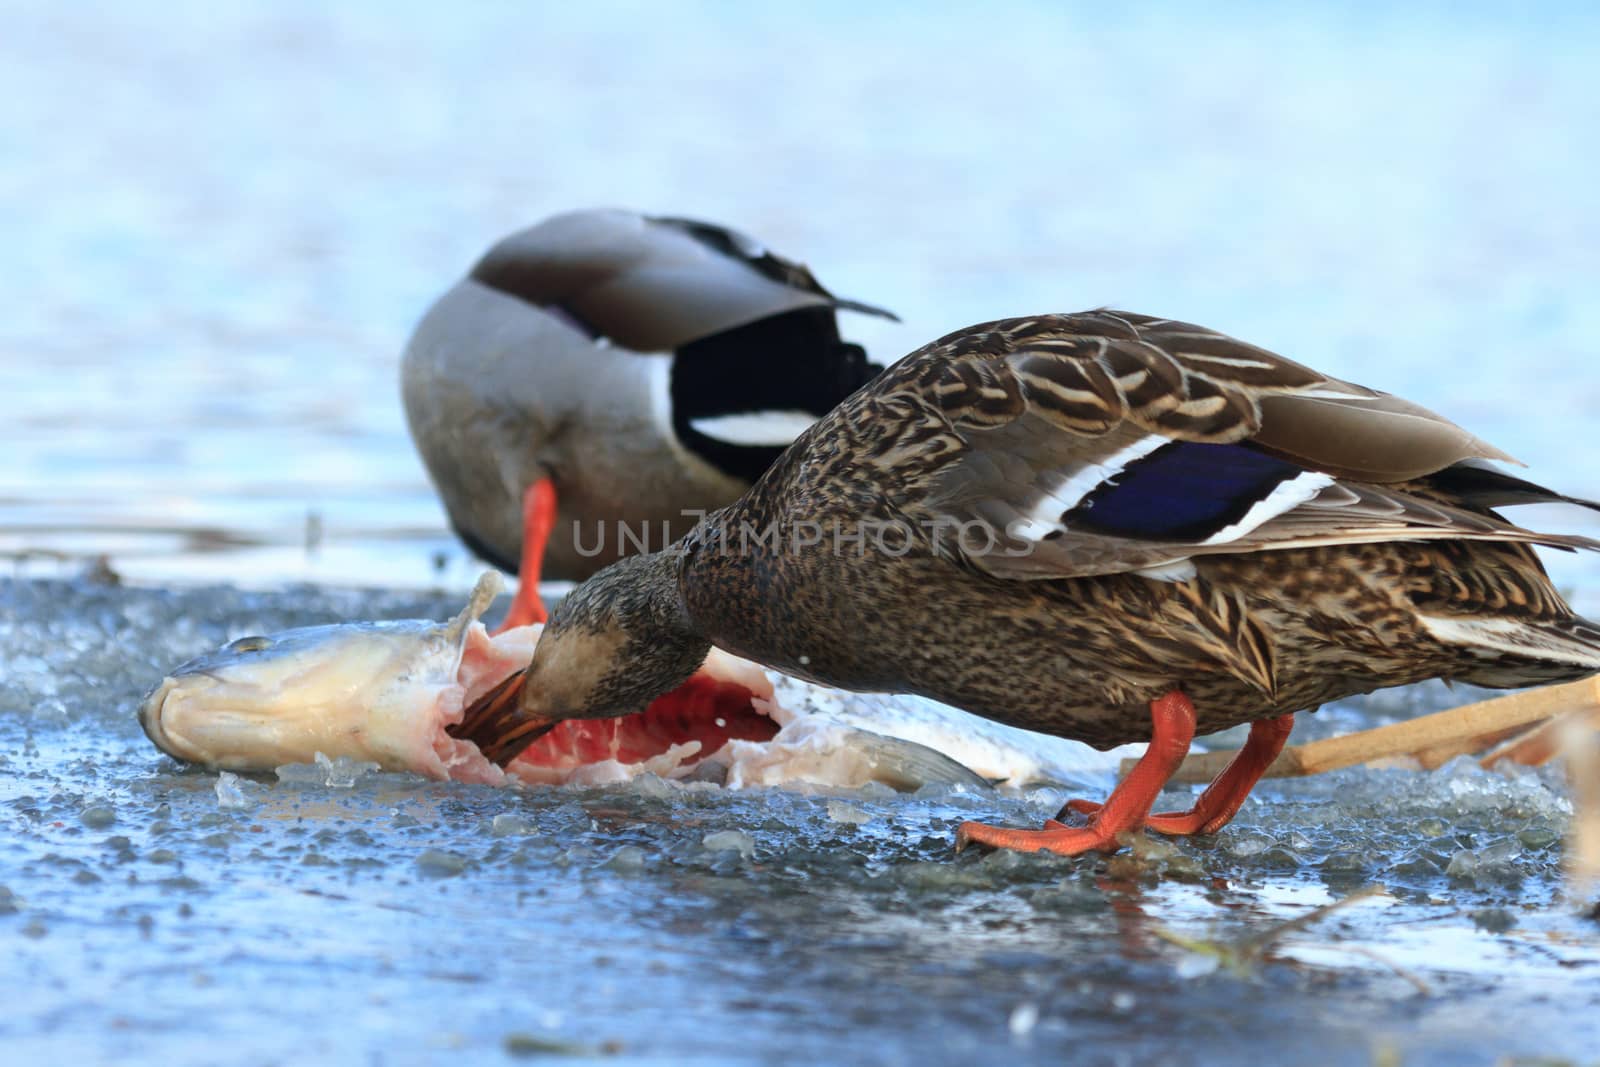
(1068, 441, 1308, 541)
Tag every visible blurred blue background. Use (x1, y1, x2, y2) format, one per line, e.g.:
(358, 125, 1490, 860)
(2, 1, 1596, 600)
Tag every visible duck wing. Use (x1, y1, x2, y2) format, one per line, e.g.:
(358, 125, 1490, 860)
(470, 209, 896, 353)
(876, 311, 1599, 580)
(650, 216, 899, 322)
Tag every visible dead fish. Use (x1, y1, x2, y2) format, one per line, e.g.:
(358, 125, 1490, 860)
(139, 574, 1121, 792)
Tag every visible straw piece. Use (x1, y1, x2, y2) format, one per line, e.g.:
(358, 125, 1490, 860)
(1127, 676, 1600, 783)
(1479, 705, 1600, 768)
(1565, 717, 1600, 895)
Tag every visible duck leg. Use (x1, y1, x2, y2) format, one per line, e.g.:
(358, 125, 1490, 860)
(1060, 714, 1294, 836)
(495, 478, 559, 632)
(955, 690, 1197, 856)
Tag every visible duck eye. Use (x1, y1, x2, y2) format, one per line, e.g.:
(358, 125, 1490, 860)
(225, 636, 273, 653)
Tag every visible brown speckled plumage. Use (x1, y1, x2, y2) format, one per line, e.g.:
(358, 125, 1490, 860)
(523, 311, 1600, 753)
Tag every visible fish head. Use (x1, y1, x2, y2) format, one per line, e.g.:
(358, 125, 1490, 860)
(138, 573, 518, 774)
(138, 619, 467, 771)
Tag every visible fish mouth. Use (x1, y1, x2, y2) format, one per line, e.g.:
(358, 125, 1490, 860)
(138, 676, 183, 758)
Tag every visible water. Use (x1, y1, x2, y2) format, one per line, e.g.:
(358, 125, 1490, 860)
(4, 2, 1600, 1063)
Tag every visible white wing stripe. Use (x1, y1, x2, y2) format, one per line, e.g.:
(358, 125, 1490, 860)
(689, 410, 817, 447)
(1200, 471, 1334, 545)
(1012, 435, 1170, 542)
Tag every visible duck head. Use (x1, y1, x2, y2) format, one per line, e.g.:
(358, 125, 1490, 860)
(518, 549, 711, 723)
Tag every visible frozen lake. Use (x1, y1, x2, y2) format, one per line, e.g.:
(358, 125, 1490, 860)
(3, 1, 1600, 1063)
(4, 578, 1599, 1065)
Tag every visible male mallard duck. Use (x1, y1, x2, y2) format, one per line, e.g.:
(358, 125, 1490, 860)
(468, 311, 1600, 856)
(401, 209, 896, 629)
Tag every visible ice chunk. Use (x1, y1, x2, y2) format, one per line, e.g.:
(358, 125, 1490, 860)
(1445, 849, 1479, 881)
(214, 771, 254, 811)
(1007, 1002, 1039, 1039)
(32, 698, 69, 725)
(701, 830, 755, 859)
(629, 773, 675, 801)
(1479, 836, 1522, 867)
(415, 849, 468, 877)
(1225, 831, 1273, 857)
(275, 751, 379, 789)
(1446, 837, 1524, 886)
(1174, 954, 1221, 979)
(319, 752, 378, 788)
(604, 845, 647, 873)
(489, 813, 537, 837)
(275, 761, 326, 785)
(826, 799, 872, 825)
(79, 804, 115, 828)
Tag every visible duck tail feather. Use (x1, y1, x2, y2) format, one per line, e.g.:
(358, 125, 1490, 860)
(1418, 614, 1600, 675)
(1429, 464, 1600, 516)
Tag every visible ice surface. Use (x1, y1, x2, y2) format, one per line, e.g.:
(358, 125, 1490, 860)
(5, 560, 1600, 1064)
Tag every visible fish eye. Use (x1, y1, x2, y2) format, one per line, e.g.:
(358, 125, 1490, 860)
(225, 635, 273, 653)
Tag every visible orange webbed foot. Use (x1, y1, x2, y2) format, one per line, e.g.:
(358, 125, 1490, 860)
(954, 691, 1198, 857)
(955, 818, 1131, 856)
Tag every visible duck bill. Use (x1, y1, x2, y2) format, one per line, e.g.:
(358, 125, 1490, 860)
(447, 669, 559, 767)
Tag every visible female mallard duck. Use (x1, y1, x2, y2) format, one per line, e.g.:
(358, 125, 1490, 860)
(464, 311, 1600, 856)
(401, 209, 896, 629)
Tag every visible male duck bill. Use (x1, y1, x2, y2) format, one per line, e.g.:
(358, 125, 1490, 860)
(453, 310, 1600, 858)
(401, 209, 897, 629)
